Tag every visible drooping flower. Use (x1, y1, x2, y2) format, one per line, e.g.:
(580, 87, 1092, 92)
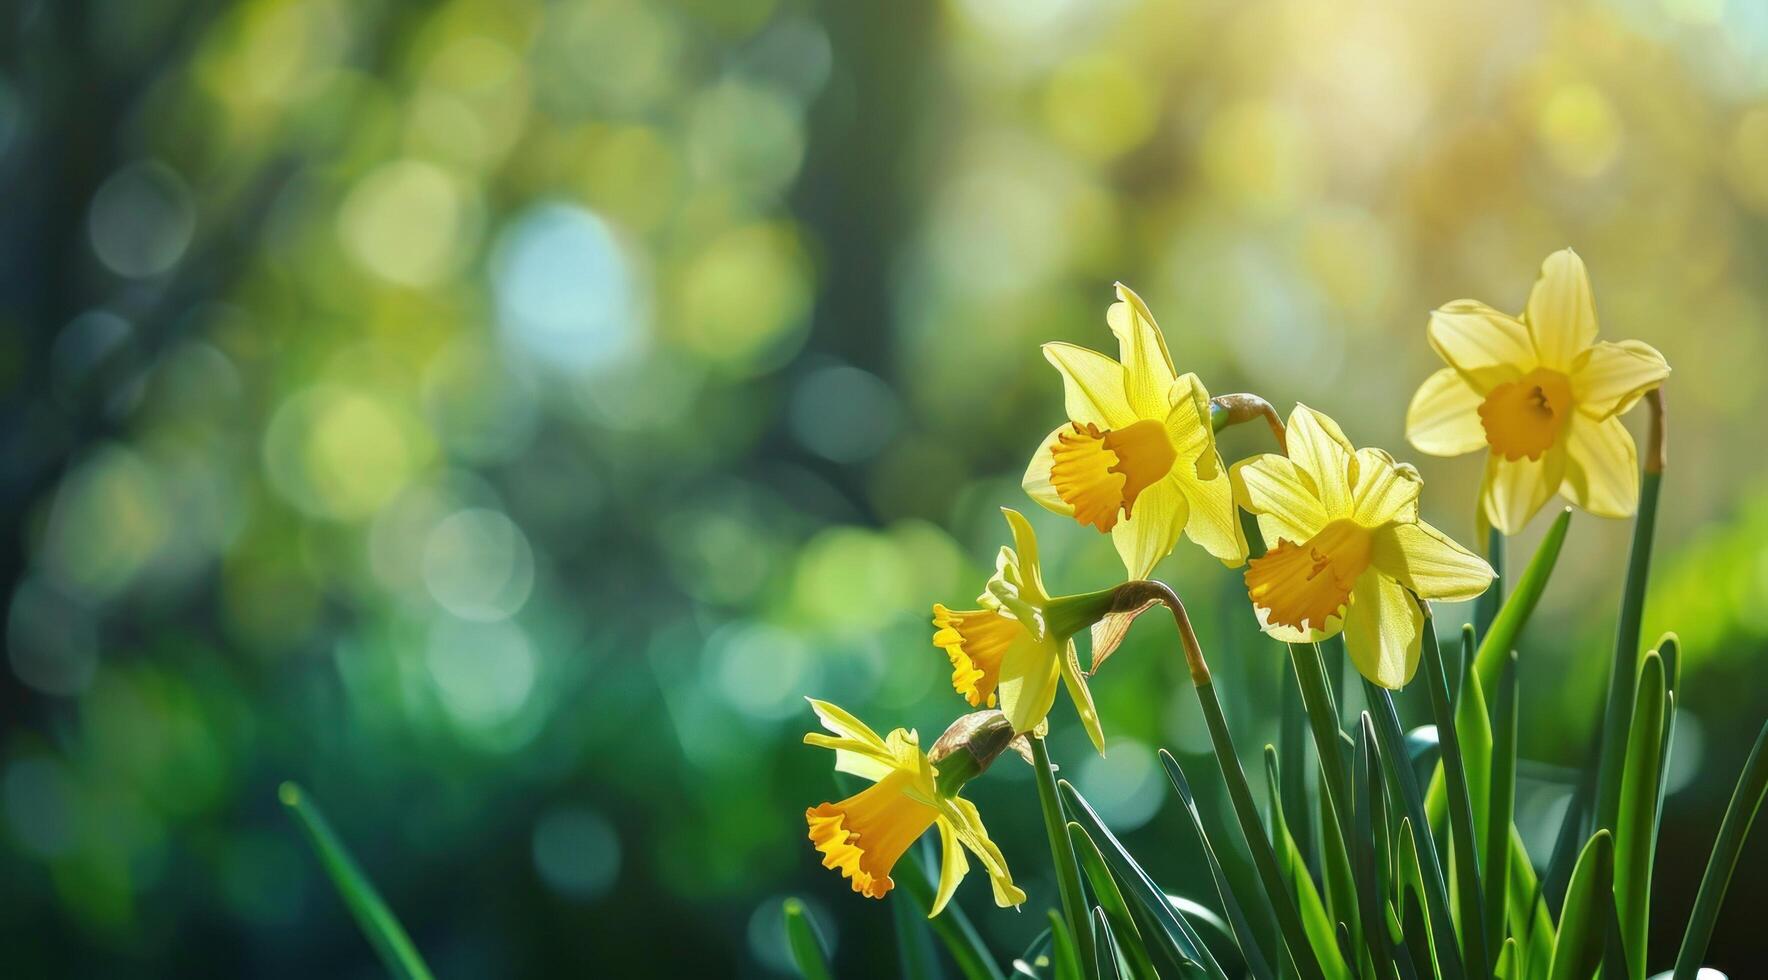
(1233, 405, 1495, 688)
(931, 509, 1106, 753)
(1407, 249, 1670, 534)
(1023, 283, 1246, 578)
(803, 699, 1026, 915)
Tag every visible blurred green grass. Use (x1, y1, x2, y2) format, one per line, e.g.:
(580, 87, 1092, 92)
(2, 0, 1767, 974)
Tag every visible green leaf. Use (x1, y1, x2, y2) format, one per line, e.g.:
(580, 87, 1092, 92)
(1509, 828, 1555, 980)
(1352, 714, 1400, 980)
(1162, 749, 1277, 980)
(1050, 910, 1085, 980)
(1485, 652, 1520, 967)
(1428, 510, 1571, 827)
(1012, 926, 1054, 979)
(893, 836, 1006, 980)
(1263, 747, 1352, 980)
(1672, 721, 1768, 980)
(1416, 610, 1489, 979)
(893, 840, 941, 980)
(1058, 779, 1227, 980)
(1365, 684, 1463, 980)
(1285, 642, 1360, 960)
(1393, 819, 1440, 978)
(1032, 736, 1096, 977)
(1092, 906, 1128, 980)
(784, 898, 836, 980)
(1548, 830, 1613, 980)
(1192, 678, 1329, 980)
(1068, 822, 1162, 980)
(278, 782, 434, 980)
(1614, 651, 1667, 980)
(1595, 470, 1663, 835)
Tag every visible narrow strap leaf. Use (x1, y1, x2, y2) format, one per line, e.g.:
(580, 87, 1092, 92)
(1352, 714, 1400, 980)
(784, 898, 836, 980)
(1672, 721, 1768, 980)
(1548, 831, 1614, 980)
(1484, 652, 1520, 967)
(1068, 823, 1161, 980)
(1595, 468, 1662, 836)
(1049, 910, 1085, 980)
(1263, 747, 1351, 980)
(1163, 748, 1278, 980)
(893, 836, 1006, 980)
(1615, 652, 1667, 980)
(1416, 609, 1489, 979)
(279, 782, 434, 980)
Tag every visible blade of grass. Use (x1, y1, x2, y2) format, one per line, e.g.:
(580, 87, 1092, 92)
(1394, 819, 1439, 978)
(1264, 748, 1351, 980)
(1672, 720, 1768, 980)
(1548, 830, 1613, 980)
(1287, 641, 1360, 954)
(1031, 736, 1096, 977)
(1595, 448, 1663, 835)
(1365, 684, 1464, 980)
(1484, 652, 1519, 966)
(1614, 651, 1666, 980)
(1068, 823, 1161, 980)
(894, 835, 1006, 980)
(279, 782, 433, 980)
(1415, 606, 1489, 979)
(1058, 779, 1226, 980)
(785, 898, 836, 980)
(1163, 749, 1277, 980)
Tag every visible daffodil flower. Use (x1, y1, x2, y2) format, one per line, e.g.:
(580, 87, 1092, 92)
(931, 509, 1106, 754)
(1407, 249, 1670, 534)
(1023, 283, 1247, 578)
(1232, 405, 1495, 688)
(802, 699, 1026, 915)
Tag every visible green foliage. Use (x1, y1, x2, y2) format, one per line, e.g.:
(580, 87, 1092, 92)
(784, 898, 836, 980)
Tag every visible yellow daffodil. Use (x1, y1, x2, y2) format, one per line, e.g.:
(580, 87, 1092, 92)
(1232, 405, 1495, 688)
(1407, 249, 1670, 534)
(802, 699, 1025, 915)
(1023, 283, 1247, 578)
(931, 509, 1106, 754)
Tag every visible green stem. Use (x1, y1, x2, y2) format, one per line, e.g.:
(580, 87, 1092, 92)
(1595, 391, 1666, 834)
(1032, 735, 1095, 976)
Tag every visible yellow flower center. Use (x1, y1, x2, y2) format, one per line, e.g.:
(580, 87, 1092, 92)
(1477, 367, 1573, 462)
(1244, 519, 1373, 632)
(931, 605, 1017, 708)
(806, 769, 940, 899)
(1048, 419, 1177, 532)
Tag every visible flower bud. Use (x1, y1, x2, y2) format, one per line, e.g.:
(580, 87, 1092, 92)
(928, 710, 1023, 797)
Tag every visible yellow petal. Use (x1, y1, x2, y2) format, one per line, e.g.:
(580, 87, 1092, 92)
(1428, 300, 1534, 390)
(1178, 467, 1248, 566)
(803, 734, 899, 784)
(938, 796, 1026, 908)
(1233, 454, 1328, 543)
(929, 817, 970, 917)
(1164, 374, 1215, 477)
(1341, 572, 1422, 689)
(1286, 405, 1356, 516)
(1043, 342, 1135, 429)
(1525, 249, 1599, 371)
(1110, 475, 1189, 579)
(1107, 283, 1178, 420)
(996, 631, 1061, 736)
(1350, 447, 1421, 527)
(1371, 520, 1494, 602)
(806, 698, 888, 751)
(1022, 425, 1071, 516)
(1571, 340, 1669, 419)
(999, 508, 1043, 585)
(1407, 367, 1487, 457)
(1481, 447, 1566, 535)
(1561, 413, 1639, 518)
(1057, 637, 1105, 755)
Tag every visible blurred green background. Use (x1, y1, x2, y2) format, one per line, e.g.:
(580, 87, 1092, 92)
(3, 0, 1766, 975)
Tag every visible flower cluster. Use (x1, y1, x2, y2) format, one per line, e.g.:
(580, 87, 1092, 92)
(801, 249, 1666, 914)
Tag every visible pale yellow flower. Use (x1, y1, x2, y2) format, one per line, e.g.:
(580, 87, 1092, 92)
(931, 509, 1105, 754)
(1407, 249, 1670, 534)
(802, 699, 1025, 915)
(1024, 283, 1247, 578)
(1233, 406, 1494, 688)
